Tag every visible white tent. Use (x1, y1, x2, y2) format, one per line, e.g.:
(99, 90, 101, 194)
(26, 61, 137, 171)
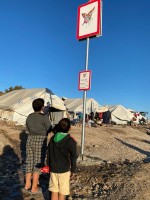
(0, 88, 66, 125)
(108, 105, 134, 125)
(96, 106, 108, 113)
(64, 98, 100, 114)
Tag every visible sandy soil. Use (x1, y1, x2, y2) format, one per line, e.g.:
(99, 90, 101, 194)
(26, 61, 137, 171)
(68, 124, 150, 200)
(75, 124, 150, 162)
(0, 121, 150, 199)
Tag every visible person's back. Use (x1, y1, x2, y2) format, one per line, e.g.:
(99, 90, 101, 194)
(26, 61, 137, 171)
(26, 112, 51, 136)
(48, 130, 76, 173)
(48, 118, 77, 200)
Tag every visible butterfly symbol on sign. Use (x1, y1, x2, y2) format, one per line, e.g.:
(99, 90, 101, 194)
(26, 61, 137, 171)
(83, 73, 87, 77)
(82, 7, 95, 25)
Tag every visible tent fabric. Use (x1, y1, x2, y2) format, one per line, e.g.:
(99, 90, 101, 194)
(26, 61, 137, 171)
(96, 106, 108, 113)
(64, 98, 100, 114)
(108, 105, 134, 124)
(0, 88, 66, 125)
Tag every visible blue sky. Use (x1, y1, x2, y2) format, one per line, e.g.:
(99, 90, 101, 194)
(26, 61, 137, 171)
(0, 0, 150, 117)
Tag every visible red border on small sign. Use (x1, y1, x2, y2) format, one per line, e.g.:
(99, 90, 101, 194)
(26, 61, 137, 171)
(76, 0, 101, 40)
(78, 70, 92, 91)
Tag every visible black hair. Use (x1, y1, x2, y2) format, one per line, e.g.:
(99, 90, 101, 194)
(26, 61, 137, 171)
(32, 98, 44, 112)
(56, 118, 71, 133)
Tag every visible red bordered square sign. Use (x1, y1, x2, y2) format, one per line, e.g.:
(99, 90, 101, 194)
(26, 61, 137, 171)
(76, 0, 102, 40)
(78, 70, 92, 91)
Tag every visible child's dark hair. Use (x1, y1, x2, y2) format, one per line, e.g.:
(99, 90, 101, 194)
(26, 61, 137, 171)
(32, 98, 44, 112)
(56, 118, 71, 133)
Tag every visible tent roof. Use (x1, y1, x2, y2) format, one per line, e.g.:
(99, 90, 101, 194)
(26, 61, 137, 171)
(0, 88, 65, 111)
(96, 106, 108, 113)
(64, 98, 100, 113)
(0, 88, 47, 107)
(64, 98, 84, 112)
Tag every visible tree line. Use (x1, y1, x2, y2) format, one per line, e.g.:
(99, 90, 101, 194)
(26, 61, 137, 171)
(0, 86, 24, 96)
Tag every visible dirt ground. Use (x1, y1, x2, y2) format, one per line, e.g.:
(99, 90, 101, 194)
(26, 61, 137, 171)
(0, 121, 150, 200)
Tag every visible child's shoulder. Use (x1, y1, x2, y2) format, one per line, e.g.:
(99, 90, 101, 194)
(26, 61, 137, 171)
(69, 135, 77, 142)
(26, 112, 34, 119)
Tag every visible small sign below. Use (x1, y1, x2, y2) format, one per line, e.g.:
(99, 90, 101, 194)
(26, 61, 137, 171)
(78, 70, 92, 91)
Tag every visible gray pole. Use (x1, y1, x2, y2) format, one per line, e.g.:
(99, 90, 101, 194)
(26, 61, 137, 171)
(81, 37, 90, 160)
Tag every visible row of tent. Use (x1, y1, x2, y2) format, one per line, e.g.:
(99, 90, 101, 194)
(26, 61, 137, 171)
(0, 88, 147, 126)
(0, 88, 102, 125)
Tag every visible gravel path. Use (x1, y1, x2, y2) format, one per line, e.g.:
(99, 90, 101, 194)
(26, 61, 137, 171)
(0, 122, 150, 199)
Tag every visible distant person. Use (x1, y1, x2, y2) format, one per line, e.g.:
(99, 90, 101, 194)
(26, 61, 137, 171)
(90, 112, 94, 120)
(24, 98, 52, 194)
(78, 112, 83, 123)
(48, 118, 77, 200)
(43, 101, 50, 116)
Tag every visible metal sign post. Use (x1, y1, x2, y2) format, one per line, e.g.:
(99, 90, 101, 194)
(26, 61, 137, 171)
(81, 37, 90, 160)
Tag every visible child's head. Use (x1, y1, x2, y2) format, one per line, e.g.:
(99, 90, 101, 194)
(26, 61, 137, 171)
(57, 118, 71, 133)
(32, 98, 44, 112)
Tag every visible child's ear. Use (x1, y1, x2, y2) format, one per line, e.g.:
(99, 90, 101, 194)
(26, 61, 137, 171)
(41, 106, 44, 111)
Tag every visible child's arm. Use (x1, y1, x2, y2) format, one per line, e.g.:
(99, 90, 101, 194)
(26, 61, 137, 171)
(69, 138, 77, 174)
(44, 115, 52, 134)
(70, 172, 74, 178)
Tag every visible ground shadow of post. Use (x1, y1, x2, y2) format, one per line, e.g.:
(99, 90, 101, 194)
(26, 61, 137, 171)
(0, 145, 24, 199)
(115, 138, 150, 163)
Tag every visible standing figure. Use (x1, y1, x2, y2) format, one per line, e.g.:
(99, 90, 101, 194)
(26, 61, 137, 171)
(48, 118, 77, 200)
(24, 98, 51, 194)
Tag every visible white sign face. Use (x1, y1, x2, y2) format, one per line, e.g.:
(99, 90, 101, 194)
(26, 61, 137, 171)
(77, 0, 101, 40)
(78, 70, 91, 90)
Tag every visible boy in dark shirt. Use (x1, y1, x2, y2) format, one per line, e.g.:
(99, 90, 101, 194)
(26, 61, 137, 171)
(48, 118, 77, 200)
(24, 98, 51, 194)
